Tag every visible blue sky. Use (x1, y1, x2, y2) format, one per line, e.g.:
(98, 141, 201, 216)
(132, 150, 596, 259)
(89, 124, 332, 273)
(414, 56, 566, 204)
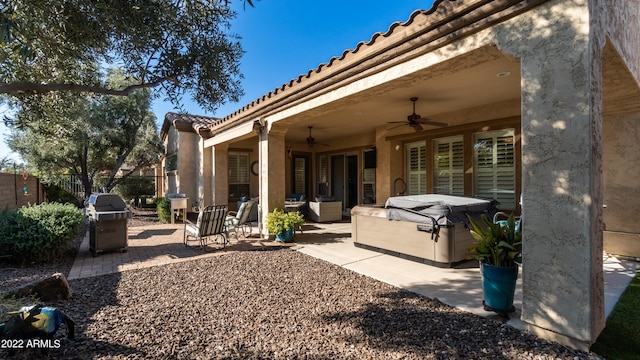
(153, 0, 434, 118)
(1, 1, 435, 163)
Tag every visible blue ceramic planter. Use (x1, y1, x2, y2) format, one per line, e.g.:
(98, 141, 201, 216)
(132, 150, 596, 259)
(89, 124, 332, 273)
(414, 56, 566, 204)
(481, 262, 518, 313)
(275, 227, 294, 242)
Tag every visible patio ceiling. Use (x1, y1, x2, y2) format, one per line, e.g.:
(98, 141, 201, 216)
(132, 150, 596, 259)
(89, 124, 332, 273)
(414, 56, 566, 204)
(277, 40, 639, 146)
(280, 51, 522, 145)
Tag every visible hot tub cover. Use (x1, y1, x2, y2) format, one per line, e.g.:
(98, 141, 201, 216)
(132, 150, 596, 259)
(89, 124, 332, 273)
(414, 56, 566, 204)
(384, 194, 497, 224)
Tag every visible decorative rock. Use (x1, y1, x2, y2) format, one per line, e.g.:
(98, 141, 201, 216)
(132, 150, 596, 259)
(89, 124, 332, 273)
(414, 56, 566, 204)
(1, 273, 72, 301)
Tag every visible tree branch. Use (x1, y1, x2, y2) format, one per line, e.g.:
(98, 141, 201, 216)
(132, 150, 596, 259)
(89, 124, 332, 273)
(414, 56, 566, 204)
(0, 78, 173, 96)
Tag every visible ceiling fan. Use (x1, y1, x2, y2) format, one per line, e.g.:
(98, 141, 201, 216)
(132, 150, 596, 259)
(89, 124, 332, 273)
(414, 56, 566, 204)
(305, 126, 329, 147)
(388, 97, 448, 132)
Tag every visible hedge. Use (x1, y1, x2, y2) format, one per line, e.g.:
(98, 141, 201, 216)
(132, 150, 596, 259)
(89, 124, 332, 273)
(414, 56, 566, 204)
(0, 202, 85, 264)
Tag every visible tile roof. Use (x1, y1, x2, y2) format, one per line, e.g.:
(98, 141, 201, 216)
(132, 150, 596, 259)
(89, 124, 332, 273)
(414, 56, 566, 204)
(161, 112, 221, 139)
(175, 0, 547, 137)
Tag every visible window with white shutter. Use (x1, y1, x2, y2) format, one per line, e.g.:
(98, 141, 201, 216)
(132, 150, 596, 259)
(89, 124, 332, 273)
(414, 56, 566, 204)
(473, 130, 515, 209)
(405, 141, 426, 195)
(317, 154, 328, 196)
(433, 136, 464, 195)
(228, 151, 250, 198)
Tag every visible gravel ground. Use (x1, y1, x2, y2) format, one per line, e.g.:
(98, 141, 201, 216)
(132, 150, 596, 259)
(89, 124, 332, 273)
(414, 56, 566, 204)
(1, 209, 603, 359)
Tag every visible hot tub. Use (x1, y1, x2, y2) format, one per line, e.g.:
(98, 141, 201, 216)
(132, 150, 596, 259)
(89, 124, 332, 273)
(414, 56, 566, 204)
(351, 194, 497, 267)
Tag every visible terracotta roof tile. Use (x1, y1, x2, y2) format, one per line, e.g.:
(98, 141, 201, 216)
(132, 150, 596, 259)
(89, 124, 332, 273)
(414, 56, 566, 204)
(161, 112, 221, 139)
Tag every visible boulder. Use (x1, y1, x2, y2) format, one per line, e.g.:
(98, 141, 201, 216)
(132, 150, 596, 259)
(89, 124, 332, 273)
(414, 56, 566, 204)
(1, 273, 72, 301)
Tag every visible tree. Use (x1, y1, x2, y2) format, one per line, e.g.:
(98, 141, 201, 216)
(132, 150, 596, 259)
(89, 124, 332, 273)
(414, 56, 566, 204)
(0, 0, 254, 113)
(7, 68, 164, 197)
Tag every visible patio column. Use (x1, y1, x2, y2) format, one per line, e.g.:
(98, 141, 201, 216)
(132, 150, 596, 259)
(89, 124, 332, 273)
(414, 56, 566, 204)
(195, 136, 205, 209)
(202, 145, 212, 207)
(211, 143, 229, 205)
(495, 0, 605, 350)
(258, 122, 287, 238)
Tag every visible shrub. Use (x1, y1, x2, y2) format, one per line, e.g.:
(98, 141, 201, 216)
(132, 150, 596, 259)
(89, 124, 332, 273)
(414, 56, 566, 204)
(156, 197, 171, 223)
(0, 203, 84, 264)
(42, 183, 82, 208)
(266, 209, 305, 235)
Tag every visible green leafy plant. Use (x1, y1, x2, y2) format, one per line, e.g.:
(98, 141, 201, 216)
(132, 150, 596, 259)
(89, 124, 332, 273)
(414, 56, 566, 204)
(156, 197, 172, 224)
(467, 213, 522, 267)
(266, 209, 305, 235)
(0, 203, 84, 264)
(42, 183, 82, 208)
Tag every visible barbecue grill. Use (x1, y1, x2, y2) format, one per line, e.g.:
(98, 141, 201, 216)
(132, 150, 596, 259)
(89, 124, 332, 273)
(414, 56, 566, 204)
(86, 193, 131, 257)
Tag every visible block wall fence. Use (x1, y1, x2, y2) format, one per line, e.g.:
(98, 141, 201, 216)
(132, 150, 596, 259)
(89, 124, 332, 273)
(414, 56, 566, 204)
(0, 172, 45, 211)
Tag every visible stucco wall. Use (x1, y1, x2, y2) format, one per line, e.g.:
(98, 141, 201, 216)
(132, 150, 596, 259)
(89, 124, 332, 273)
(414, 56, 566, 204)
(487, 0, 605, 348)
(603, 112, 640, 232)
(606, 0, 640, 86)
(178, 131, 199, 209)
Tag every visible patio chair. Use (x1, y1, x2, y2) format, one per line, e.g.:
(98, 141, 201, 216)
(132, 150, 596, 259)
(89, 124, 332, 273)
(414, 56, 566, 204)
(493, 211, 522, 232)
(226, 200, 256, 240)
(184, 204, 229, 250)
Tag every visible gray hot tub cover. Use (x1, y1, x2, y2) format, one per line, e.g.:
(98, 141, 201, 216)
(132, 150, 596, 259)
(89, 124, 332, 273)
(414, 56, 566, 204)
(384, 194, 498, 224)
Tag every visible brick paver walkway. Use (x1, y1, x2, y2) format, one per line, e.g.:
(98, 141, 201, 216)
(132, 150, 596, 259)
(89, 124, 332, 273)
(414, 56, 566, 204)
(67, 223, 297, 280)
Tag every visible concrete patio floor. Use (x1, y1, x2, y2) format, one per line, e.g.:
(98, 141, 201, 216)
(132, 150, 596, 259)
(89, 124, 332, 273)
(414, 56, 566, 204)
(69, 220, 639, 331)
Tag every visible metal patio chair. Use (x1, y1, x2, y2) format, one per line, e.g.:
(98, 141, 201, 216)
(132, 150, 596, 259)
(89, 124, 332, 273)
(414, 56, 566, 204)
(184, 204, 229, 250)
(226, 200, 256, 240)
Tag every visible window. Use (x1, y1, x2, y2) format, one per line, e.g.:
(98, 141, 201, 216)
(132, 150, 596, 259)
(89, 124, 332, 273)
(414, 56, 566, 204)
(363, 149, 376, 202)
(229, 151, 250, 198)
(433, 136, 464, 195)
(405, 141, 426, 195)
(474, 130, 515, 209)
(317, 154, 328, 196)
(293, 156, 306, 194)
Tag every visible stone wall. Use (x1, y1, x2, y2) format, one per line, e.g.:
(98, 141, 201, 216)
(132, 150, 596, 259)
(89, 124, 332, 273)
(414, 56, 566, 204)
(0, 172, 45, 211)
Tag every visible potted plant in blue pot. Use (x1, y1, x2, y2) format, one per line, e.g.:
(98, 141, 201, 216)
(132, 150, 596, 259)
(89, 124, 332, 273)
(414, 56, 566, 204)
(266, 208, 305, 242)
(467, 213, 522, 316)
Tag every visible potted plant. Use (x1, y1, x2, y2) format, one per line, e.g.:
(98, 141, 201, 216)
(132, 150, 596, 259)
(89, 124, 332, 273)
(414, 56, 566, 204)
(266, 208, 305, 242)
(467, 213, 522, 315)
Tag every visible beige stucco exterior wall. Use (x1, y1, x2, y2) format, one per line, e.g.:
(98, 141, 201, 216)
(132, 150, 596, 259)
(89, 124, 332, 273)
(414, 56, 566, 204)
(603, 110, 640, 256)
(258, 125, 287, 236)
(487, 0, 605, 349)
(178, 131, 199, 209)
(601, 0, 640, 258)
(203, 146, 212, 207)
(163, 126, 201, 210)
(606, 0, 640, 86)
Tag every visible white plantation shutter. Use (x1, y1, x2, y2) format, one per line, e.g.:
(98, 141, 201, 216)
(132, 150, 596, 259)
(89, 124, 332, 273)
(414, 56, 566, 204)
(474, 130, 515, 209)
(294, 157, 305, 193)
(317, 155, 328, 196)
(405, 141, 426, 195)
(433, 136, 464, 195)
(229, 151, 250, 198)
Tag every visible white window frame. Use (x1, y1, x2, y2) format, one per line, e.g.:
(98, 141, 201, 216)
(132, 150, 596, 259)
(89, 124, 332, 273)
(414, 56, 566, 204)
(405, 140, 427, 195)
(433, 135, 464, 195)
(473, 129, 516, 209)
(228, 151, 250, 199)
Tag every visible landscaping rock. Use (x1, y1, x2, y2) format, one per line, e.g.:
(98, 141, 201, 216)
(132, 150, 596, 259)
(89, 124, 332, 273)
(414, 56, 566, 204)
(1, 249, 602, 359)
(2, 273, 72, 301)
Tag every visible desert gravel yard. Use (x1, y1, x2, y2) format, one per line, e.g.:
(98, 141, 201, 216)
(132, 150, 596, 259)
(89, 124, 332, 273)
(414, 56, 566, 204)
(2, 247, 600, 359)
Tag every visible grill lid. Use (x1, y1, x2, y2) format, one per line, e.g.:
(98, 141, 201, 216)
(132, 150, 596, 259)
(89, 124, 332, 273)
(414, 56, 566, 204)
(87, 193, 128, 212)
